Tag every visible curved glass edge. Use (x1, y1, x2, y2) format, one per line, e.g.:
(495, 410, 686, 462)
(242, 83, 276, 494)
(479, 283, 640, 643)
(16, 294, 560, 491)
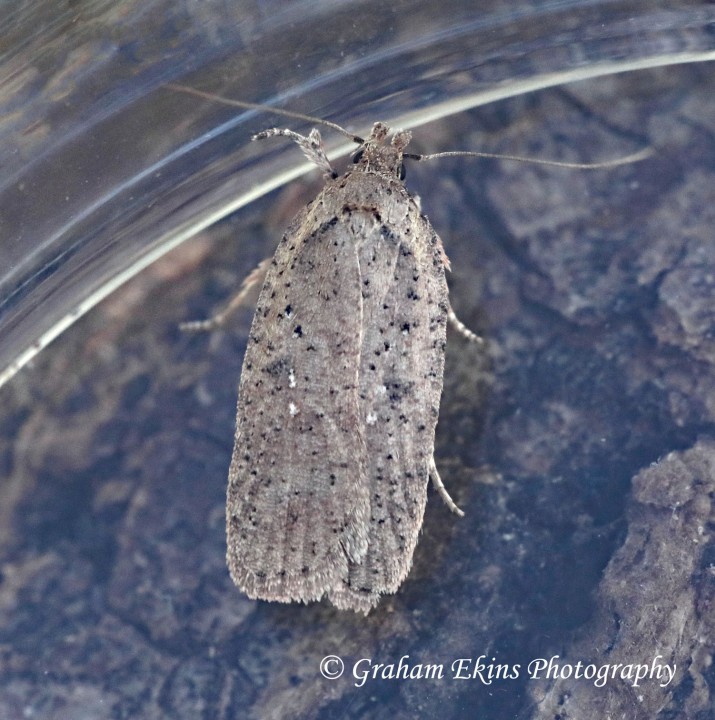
(1, 0, 714, 389)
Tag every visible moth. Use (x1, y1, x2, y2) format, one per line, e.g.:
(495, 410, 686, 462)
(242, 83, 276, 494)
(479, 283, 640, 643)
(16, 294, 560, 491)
(230, 121, 480, 614)
(174, 85, 650, 613)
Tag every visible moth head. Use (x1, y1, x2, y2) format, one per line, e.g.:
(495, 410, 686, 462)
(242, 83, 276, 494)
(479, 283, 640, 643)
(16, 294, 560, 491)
(351, 122, 412, 180)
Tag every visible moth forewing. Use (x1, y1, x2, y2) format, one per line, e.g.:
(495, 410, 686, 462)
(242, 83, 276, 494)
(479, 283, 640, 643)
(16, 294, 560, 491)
(326, 179, 450, 612)
(226, 201, 371, 605)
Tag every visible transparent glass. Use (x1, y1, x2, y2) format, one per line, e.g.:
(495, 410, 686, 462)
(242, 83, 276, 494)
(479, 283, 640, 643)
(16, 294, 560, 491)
(2, 0, 713, 386)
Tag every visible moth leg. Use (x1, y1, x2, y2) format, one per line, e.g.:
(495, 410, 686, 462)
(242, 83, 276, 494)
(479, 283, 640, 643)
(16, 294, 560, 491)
(429, 458, 464, 517)
(448, 302, 483, 344)
(253, 127, 335, 179)
(436, 233, 483, 344)
(180, 258, 271, 332)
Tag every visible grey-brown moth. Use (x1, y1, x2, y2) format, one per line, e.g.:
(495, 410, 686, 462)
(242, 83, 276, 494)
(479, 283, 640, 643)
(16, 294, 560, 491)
(174, 85, 651, 613)
(226, 122, 476, 614)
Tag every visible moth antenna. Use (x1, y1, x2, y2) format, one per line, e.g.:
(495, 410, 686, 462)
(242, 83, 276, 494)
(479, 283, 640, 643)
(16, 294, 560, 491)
(167, 84, 652, 170)
(166, 83, 363, 144)
(405, 146, 653, 170)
